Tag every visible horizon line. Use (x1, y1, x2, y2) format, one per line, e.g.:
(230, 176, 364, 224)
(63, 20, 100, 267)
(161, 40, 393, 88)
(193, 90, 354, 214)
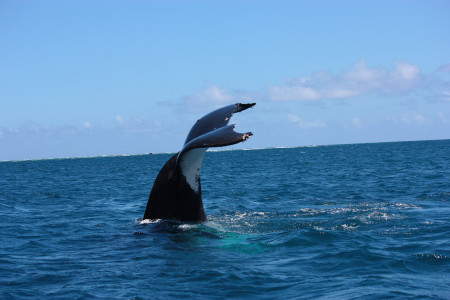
(1, 138, 448, 163)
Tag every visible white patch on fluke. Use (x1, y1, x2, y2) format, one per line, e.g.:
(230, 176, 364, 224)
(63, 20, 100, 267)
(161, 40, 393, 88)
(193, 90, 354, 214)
(180, 148, 207, 191)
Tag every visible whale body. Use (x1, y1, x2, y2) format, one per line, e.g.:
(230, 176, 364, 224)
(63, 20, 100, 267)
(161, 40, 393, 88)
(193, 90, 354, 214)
(143, 103, 255, 222)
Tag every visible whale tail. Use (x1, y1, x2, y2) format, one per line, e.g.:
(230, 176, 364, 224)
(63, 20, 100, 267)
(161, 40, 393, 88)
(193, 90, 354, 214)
(143, 103, 255, 222)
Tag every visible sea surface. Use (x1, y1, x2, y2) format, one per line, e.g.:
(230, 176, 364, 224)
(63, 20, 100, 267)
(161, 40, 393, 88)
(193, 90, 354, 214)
(1, 140, 449, 299)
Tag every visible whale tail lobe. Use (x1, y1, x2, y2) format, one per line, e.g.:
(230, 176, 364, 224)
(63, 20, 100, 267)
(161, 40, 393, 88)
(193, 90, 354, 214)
(143, 103, 255, 222)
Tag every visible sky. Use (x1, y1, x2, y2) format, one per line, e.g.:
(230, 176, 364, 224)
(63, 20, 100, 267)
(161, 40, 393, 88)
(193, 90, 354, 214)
(1, 0, 449, 161)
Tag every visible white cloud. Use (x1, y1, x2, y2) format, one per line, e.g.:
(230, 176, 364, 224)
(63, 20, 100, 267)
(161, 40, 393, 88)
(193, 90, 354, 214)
(113, 115, 161, 133)
(165, 60, 446, 113)
(270, 60, 422, 102)
(0, 123, 66, 139)
(175, 84, 259, 113)
(438, 63, 450, 73)
(272, 85, 319, 102)
(28, 123, 51, 133)
(425, 63, 450, 102)
(352, 117, 362, 128)
(345, 60, 384, 82)
(400, 113, 425, 124)
(441, 91, 450, 102)
(288, 114, 326, 129)
(121, 119, 161, 134)
(392, 61, 420, 81)
(287, 114, 302, 123)
(386, 112, 427, 124)
(438, 112, 448, 124)
(115, 115, 125, 125)
(183, 85, 234, 111)
(83, 121, 92, 129)
(387, 61, 421, 93)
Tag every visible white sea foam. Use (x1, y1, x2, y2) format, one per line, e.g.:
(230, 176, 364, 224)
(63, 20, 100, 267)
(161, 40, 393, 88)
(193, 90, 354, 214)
(205, 221, 226, 232)
(139, 218, 161, 225)
(341, 224, 360, 231)
(394, 202, 420, 209)
(178, 224, 198, 230)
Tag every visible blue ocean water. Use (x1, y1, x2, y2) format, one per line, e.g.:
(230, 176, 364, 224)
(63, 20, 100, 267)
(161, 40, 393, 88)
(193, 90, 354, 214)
(1, 140, 449, 299)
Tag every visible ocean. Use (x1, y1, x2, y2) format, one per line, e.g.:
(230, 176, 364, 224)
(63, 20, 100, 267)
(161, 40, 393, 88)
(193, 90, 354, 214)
(1, 140, 449, 299)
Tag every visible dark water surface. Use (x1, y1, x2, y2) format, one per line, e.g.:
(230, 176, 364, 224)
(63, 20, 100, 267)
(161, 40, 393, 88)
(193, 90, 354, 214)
(1, 140, 449, 299)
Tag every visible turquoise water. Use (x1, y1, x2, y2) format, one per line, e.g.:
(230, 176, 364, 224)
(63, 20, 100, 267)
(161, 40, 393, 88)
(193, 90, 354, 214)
(1, 140, 449, 299)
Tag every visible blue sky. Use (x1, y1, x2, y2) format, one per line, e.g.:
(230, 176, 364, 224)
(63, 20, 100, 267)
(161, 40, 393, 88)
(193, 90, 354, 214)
(1, 0, 449, 160)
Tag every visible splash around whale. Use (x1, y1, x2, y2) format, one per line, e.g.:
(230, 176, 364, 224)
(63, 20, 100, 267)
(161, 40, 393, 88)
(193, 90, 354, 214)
(143, 103, 255, 222)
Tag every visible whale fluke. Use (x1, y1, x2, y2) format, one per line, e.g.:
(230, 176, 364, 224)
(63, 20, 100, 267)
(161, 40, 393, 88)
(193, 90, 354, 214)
(143, 103, 255, 222)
